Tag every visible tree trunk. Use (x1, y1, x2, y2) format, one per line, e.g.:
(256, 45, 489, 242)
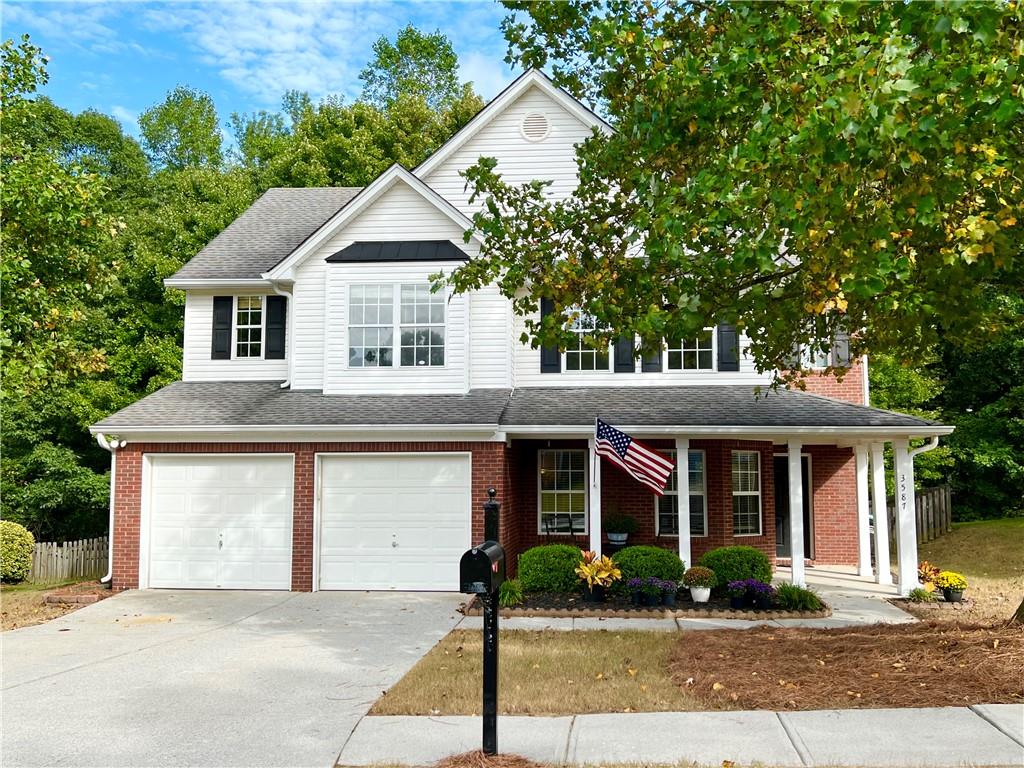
(1010, 596, 1024, 625)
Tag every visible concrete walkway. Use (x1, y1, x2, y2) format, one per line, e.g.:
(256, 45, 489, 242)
(338, 705, 1024, 766)
(458, 569, 915, 632)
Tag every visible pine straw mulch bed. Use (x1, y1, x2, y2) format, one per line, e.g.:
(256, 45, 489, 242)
(462, 591, 829, 620)
(669, 621, 1024, 711)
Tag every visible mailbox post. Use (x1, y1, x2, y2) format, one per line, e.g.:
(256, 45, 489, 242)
(458, 487, 504, 755)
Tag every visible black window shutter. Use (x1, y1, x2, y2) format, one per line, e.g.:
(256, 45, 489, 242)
(539, 297, 561, 373)
(717, 324, 740, 371)
(831, 330, 851, 367)
(641, 345, 662, 372)
(211, 296, 233, 360)
(266, 295, 287, 359)
(613, 337, 635, 373)
(784, 343, 802, 369)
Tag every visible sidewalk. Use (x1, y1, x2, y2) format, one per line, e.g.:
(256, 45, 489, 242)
(338, 705, 1024, 767)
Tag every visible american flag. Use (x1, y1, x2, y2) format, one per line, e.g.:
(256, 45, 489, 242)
(595, 418, 675, 496)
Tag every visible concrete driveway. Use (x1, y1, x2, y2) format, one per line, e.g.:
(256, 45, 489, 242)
(2, 590, 465, 768)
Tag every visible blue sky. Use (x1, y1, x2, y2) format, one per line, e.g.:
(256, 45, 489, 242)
(3, 1, 517, 137)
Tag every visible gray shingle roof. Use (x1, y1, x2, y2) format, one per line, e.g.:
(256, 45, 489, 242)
(169, 187, 362, 280)
(93, 381, 511, 428)
(93, 382, 939, 431)
(500, 386, 937, 428)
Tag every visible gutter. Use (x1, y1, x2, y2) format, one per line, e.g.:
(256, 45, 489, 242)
(910, 435, 941, 458)
(94, 433, 125, 585)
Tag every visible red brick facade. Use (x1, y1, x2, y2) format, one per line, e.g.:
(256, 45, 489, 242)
(110, 438, 859, 591)
(795, 360, 867, 405)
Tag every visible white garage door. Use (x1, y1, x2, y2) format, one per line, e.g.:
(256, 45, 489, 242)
(318, 454, 472, 591)
(146, 455, 293, 590)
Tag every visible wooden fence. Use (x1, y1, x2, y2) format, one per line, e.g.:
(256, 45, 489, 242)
(888, 484, 953, 546)
(28, 537, 108, 583)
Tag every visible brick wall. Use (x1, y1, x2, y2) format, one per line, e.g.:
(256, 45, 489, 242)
(111, 440, 507, 592)
(793, 360, 866, 405)
(804, 444, 858, 566)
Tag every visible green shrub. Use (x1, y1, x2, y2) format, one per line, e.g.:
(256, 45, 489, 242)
(612, 545, 684, 584)
(498, 578, 524, 607)
(774, 583, 824, 611)
(908, 587, 938, 603)
(698, 546, 772, 591)
(1, 521, 35, 583)
(518, 544, 582, 593)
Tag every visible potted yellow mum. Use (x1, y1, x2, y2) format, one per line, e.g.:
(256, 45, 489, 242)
(934, 571, 968, 603)
(575, 550, 622, 603)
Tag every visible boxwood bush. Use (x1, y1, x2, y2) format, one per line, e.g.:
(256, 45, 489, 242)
(1, 520, 35, 583)
(612, 545, 685, 584)
(698, 545, 772, 591)
(517, 544, 582, 593)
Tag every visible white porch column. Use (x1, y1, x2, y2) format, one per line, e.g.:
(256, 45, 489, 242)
(675, 437, 691, 568)
(855, 444, 873, 578)
(893, 439, 920, 596)
(870, 442, 893, 586)
(588, 437, 602, 556)
(787, 439, 805, 587)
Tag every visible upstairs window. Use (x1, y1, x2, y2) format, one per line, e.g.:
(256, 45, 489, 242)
(348, 283, 445, 369)
(800, 345, 832, 369)
(565, 309, 610, 371)
(235, 296, 263, 358)
(666, 330, 715, 371)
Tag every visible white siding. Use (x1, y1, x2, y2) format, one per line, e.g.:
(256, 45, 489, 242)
(316, 183, 479, 394)
(511, 310, 772, 388)
(423, 85, 593, 215)
(469, 284, 512, 389)
(182, 291, 289, 382)
(291, 258, 326, 390)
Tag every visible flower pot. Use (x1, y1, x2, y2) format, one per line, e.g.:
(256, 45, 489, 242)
(662, 591, 677, 608)
(583, 584, 606, 603)
(754, 594, 773, 610)
(607, 532, 629, 545)
(943, 588, 964, 603)
(729, 595, 746, 609)
(641, 592, 660, 607)
(690, 586, 711, 603)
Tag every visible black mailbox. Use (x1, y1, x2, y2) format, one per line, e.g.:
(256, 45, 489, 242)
(459, 541, 506, 594)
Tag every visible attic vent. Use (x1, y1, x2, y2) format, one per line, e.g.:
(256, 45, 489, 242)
(520, 112, 550, 142)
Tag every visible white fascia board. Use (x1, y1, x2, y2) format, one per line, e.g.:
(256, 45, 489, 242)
(262, 165, 482, 281)
(415, 69, 612, 179)
(503, 424, 955, 440)
(164, 278, 273, 289)
(87, 424, 504, 442)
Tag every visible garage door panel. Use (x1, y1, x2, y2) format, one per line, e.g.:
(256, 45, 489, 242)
(146, 455, 293, 590)
(318, 454, 471, 591)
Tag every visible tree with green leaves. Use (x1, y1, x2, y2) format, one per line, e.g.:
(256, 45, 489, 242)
(139, 85, 223, 170)
(446, 1, 1022, 380)
(360, 24, 463, 110)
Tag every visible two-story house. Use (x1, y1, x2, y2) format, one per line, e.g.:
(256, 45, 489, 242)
(91, 71, 950, 596)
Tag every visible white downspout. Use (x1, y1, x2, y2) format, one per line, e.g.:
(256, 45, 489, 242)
(95, 433, 122, 584)
(910, 435, 940, 459)
(271, 282, 294, 388)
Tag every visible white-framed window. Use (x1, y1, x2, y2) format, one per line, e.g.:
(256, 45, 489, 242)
(655, 449, 707, 536)
(732, 450, 762, 536)
(666, 329, 715, 371)
(564, 309, 610, 371)
(348, 283, 445, 369)
(235, 295, 264, 358)
(800, 344, 831, 369)
(537, 449, 587, 534)
(399, 284, 445, 367)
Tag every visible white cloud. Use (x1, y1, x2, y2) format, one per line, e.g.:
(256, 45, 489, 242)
(110, 105, 139, 133)
(459, 50, 515, 100)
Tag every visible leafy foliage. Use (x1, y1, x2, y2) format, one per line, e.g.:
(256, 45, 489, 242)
(360, 25, 462, 110)
(574, 550, 622, 588)
(682, 566, 716, 588)
(698, 546, 772, 591)
(498, 578, 524, 607)
(773, 583, 825, 612)
(447, 2, 1023, 381)
(908, 587, 939, 603)
(611, 545, 684, 584)
(139, 85, 223, 170)
(0, 520, 35, 583)
(517, 544, 582, 593)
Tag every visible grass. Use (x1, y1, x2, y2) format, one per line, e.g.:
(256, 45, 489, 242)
(908, 517, 1024, 623)
(372, 629, 700, 716)
(0, 578, 109, 631)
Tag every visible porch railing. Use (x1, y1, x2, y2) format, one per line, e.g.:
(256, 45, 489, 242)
(887, 484, 952, 546)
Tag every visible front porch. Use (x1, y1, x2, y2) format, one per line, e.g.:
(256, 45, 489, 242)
(497, 429, 943, 596)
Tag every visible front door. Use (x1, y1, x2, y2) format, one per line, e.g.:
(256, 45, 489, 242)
(774, 455, 813, 559)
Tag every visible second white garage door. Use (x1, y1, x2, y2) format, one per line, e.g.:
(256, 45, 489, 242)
(318, 454, 472, 591)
